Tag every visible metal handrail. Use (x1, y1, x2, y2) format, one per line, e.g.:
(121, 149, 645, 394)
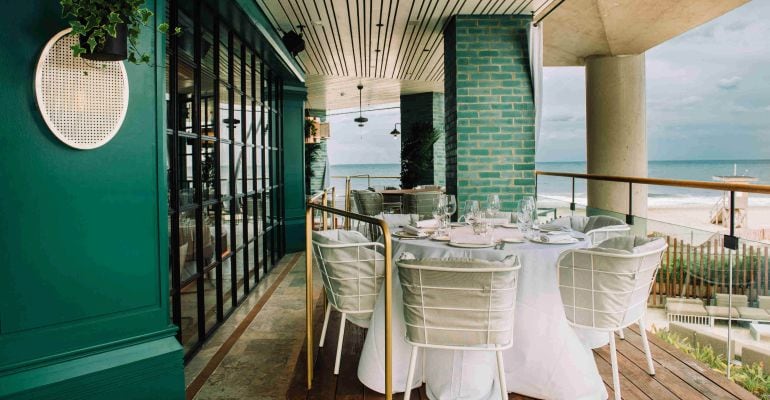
(305, 190, 393, 399)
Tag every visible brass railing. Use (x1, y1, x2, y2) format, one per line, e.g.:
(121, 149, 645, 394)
(304, 189, 394, 399)
(330, 175, 401, 229)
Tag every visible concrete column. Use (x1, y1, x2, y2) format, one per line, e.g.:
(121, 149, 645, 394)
(586, 54, 648, 219)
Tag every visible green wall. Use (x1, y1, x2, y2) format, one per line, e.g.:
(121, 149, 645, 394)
(283, 85, 307, 253)
(400, 92, 446, 187)
(0, 1, 184, 398)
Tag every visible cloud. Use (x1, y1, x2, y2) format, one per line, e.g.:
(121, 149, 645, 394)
(765, 105, 770, 111)
(717, 76, 742, 90)
(725, 20, 750, 32)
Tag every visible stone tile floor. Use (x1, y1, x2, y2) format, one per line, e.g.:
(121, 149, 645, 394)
(187, 253, 322, 400)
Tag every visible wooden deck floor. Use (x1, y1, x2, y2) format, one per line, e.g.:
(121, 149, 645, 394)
(287, 303, 756, 400)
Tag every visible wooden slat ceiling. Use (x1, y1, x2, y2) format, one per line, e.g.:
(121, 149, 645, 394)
(257, 0, 554, 110)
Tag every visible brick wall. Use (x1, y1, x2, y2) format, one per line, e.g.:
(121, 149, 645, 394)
(444, 15, 535, 211)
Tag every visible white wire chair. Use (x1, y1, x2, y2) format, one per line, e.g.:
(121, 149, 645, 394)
(396, 254, 521, 400)
(557, 237, 667, 400)
(552, 215, 630, 243)
(311, 230, 386, 375)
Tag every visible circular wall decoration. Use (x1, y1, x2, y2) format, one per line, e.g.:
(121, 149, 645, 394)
(35, 28, 129, 150)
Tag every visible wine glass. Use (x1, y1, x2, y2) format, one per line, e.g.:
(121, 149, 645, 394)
(445, 195, 457, 221)
(432, 195, 448, 233)
(461, 200, 479, 223)
(487, 194, 501, 217)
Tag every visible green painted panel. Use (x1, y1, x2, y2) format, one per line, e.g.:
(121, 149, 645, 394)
(283, 85, 306, 252)
(0, 1, 182, 397)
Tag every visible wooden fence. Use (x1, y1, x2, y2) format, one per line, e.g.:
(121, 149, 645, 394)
(650, 235, 770, 306)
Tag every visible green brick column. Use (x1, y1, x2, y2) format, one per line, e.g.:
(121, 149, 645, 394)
(283, 85, 307, 252)
(444, 15, 535, 211)
(400, 92, 445, 187)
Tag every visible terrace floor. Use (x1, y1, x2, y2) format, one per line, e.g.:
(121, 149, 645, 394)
(187, 253, 757, 400)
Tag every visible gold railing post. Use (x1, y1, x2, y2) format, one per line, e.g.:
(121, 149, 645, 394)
(305, 206, 314, 389)
(344, 177, 351, 229)
(322, 190, 328, 231)
(380, 221, 393, 399)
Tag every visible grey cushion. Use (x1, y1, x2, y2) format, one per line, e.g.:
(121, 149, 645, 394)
(312, 230, 385, 326)
(706, 305, 740, 318)
(596, 236, 664, 254)
(583, 215, 627, 233)
(715, 293, 748, 308)
(666, 302, 708, 317)
(666, 297, 704, 306)
(738, 307, 770, 321)
(397, 257, 519, 347)
(759, 296, 770, 310)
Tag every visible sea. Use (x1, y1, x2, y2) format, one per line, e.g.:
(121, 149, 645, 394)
(330, 160, 770, 208)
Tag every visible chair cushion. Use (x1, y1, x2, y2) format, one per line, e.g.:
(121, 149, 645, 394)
(666, 297, 704, 305)
(666, 302, 708, 317)
(705, 305, 740, 318)
(714, 293, 749, 308)
(552, 216, 588, 232)
(596, 236, 664, 254)
(738, 307, 770, 321)
(584, 215, 627, 233)
(759, 296, 770, 310)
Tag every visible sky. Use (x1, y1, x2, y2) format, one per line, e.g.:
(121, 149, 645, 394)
(327, 1, 770, 165)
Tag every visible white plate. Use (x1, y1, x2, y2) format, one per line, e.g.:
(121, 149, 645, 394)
(528, 237, 579, 245)
(393, 231, 428, 239)
(448, 242, 496, 248)
(450, 222, 467, 227)
(501, 237, 525, 243)
(500, 223, 518, 229)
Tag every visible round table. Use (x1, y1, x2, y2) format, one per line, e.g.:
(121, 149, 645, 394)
(357, 226, 608, 400)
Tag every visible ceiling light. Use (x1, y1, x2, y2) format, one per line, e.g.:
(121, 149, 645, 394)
(376, 22, 384, 27)
(354, 84, 368, 127)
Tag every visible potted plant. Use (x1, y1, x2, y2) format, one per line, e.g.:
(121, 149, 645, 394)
(60, 0, 177, 64)
(401, 121, 440, 188)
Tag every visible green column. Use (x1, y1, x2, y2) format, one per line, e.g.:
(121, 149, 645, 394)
(0, 1, 184, 399)
(283, 85, 308, 252)
(444, 15, 535, 211)
(400, 92, 445, 188)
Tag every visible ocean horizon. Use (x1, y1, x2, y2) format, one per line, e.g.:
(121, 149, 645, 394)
(330, 159, 770, 207)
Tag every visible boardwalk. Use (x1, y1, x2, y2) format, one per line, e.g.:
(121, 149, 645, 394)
(287, 305, 756, 400)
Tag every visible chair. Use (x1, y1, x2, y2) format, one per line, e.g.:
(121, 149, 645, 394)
(552, 215, 630, 243)
(351, 190, 384, 216)
(557, 236, 667, 400)
(401, 191, 441, 219)
(311, 229, 386, 375)
(396, 254, 521, 400)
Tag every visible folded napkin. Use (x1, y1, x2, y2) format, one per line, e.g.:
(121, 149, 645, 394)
(539, 223, 570, 232)
(402, 225, 424, 236)
(416, 219, 439, 229)
(450, 233, 493, 245)
(487, 217, 510, 226)
(539, 232, 574, 243)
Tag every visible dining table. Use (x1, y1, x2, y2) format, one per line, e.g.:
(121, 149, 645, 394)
(357, 225, 609, 400)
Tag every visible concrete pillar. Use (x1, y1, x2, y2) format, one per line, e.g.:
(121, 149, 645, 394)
(400, 92, 445, 188)
(585, 54, 648, 220)
(444, 15, 535, 211)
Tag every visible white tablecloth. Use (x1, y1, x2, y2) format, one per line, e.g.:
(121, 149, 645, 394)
(357, 226, 608, 400)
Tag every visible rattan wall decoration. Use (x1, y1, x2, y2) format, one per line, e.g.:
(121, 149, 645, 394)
(35, 29, 129, 150)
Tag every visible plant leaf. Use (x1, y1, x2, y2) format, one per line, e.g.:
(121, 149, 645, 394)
(108, 11, 123, 24)
(69, 20, 86, 35)
(70, 43, 86, 58)
(158, 22, 169, 33)
(105, 23, 117, 37)
(86, 36, 97, 53)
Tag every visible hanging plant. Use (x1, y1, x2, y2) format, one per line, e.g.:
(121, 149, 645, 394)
(60, 0, 178, 64)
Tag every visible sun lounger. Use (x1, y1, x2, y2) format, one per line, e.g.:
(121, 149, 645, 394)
(665, 298, 709, 325)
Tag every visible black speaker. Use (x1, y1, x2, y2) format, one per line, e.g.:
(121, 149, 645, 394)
(282, 31, 305, 56)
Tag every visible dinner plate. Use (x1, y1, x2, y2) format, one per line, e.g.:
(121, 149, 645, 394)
(450, 222, 467, 227)
(393, 231, 428, 239)
(501, 237, 525, 243)
(500, 223, 518, 229)
(448, 242, 495, 248)
(528, 237, 579, 244)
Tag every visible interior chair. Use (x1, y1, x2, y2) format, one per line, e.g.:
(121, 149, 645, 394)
(557, 236, 667, 400)
(401, 191, 442, 220)
(311, 229, 386, 375)
(396, 254, 521, 400)
(552, 215, 630, 243)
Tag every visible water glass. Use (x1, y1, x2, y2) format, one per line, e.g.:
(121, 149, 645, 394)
(445, 195, 457, 220)
(487, 194, 501, 217)
(461, 200, 479, 223)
